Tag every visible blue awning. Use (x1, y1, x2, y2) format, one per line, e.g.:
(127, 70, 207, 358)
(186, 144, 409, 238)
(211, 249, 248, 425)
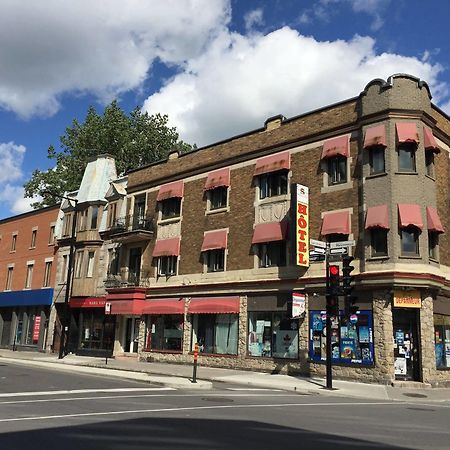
(0, 289, 53, 307)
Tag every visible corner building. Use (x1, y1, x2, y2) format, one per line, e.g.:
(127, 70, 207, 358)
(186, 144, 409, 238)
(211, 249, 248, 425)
(104, 74, 450, 386)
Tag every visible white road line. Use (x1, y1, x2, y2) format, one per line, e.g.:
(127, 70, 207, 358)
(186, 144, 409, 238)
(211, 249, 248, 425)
(0, 387, 174, 398)
(0, 401, 399, 423)
(226, 388, 282, 391)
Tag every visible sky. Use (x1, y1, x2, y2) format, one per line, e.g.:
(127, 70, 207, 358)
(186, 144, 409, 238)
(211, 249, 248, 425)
(0, 0, 449, 219)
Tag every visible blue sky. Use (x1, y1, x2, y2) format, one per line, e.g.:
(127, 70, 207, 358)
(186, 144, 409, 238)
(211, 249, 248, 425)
(0, 0, 448, 219)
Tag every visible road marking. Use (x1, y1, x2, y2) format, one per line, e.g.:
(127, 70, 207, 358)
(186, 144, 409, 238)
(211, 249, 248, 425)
(226, 388, 282, 391)
(0, 401, 399, 423)
(0, 387, 174, 398)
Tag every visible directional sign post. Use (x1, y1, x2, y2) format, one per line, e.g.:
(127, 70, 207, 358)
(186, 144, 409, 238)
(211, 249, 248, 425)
(329, 240, 355, 249)
(310, 239, 327, 249)
(329, 247, 348, 255)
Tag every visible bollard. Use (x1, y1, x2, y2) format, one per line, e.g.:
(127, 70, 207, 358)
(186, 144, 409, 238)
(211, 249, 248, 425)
(105, 356, 108, 365)
(192, 342, 199, 383)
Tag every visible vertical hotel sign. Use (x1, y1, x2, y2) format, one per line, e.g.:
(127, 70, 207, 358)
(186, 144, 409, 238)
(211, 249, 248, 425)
(294, 184, 309, 267)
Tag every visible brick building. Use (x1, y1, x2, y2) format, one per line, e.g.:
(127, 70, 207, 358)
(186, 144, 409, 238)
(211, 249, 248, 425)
(0, 205, 59, 351)
(72, 74, 449, 385)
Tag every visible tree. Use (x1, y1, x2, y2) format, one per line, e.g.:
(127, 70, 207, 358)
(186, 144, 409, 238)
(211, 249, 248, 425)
(24, 101, 194, 208)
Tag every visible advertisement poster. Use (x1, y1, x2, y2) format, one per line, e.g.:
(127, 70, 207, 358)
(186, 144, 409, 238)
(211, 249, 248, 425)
(292, 293, 306, 318)
(359, 326, 370, 343)
(32, 316, 41, 343)
(274, 330, 298, 358)
(395, 330, 404, 345)
(341, 338, 356, 359)
(394, 357, 407, 375)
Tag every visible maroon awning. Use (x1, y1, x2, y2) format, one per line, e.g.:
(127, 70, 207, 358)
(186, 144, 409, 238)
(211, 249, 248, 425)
(109, 299, 146, 315)
(254, 151, 290, 176)
(321, 135, 349, 159)
(201, 229, 228, 251)
(142, 299, 185, 315)
(423, 127, 440, 153)
(188, 297, 240, 314)
(152, 237, 181, 257)
(70, 297, 106, 308)
(157, 180, 184, 201)
(365, 205, 390, 230)
(396, 123, 419, 144)
(204, 168, 231, 191)
(251, 221, 288, 244)
(426, 207, 444, 233)
(321, 211, 350, 236)
(398, 204, 423, 230)
(363, 124, 387, 148)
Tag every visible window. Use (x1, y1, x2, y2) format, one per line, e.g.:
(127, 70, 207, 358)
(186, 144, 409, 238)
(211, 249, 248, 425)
(369, 146, 385, 175)
(43, 261, 52, 287)
(401, 228, 419, 256)
(434, 314, 450, 368)
(90, 206, 98, 230)
(327, 156, 347, 185)
(25, 264, 33, 289)
(74, 251, 84, 278)
(49, 226, 55, 245)
(157, 256, 177, 277)
(60, 255, 68, 283)
(6, 267, 13, 290)
(107, 248, 120, 275)
(429, 232, 439, 260)
(398, 143, 416, 172)
(30, 230, 37, 248)
(192, 314, 238, 355)
(161, 198, 181, 220)
(86, 251, 95, 277)
(259, 171, 288, 199)
(371, 229, 388, 257)
(63, 213, 72, 237)
(78, 209, 88, 231)
(11, 234, 17, 252)
(209, 186, 228, 210)
(206, 249, 225, 272)
(248, 311, 298, 359)
(258, 242, 286, 268)
(145, 315, 183, 351)
(425, 152, 435, 178)
(108, 202, 117, 228)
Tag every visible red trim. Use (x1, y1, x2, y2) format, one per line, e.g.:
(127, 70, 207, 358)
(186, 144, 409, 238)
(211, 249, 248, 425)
(142, 299, 185, 315)
(109, 299, 146, 315)
(157, 180, 184, 201)
(364, 124, 387, 148)
(321, 135, 349, 159)
(188, 297, 240, 314)
(152, 237, 181, 257)
(204, 168, 230, 191)
(254, 151, 290, 176)
(201, 229, 228, 251)
(70, 297, 106, 308)
(106, 288, 147, 302)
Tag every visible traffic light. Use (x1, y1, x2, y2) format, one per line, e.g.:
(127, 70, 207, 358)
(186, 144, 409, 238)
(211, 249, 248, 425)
(326, 294, 339, 317)
(342, 256, 358, 317)
(328, 264, 340, 296)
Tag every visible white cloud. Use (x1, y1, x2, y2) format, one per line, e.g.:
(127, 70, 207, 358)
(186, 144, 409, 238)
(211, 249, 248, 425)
(244, 9, 264, 32)
(143, 27, 445, 146)
(0, 0, 230, 117)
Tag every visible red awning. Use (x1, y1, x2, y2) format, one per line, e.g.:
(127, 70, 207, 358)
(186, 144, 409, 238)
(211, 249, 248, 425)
(396, 123, 419, 144)
(188, 297, 240, 314)
(109, 299, 146, 315)
(70, 297, 106, 308)
(254, 151, 290, 176)
(423, 127, 440, 153)
(426, 207, 444, 233)
(201, 229, 228, 251)
(157, 180, 184, 201)
(398, 204, 423, 230)
(321, 211, 350, 236)
(204, 168, 231, 191)
(152, 237, 181, 257)
(365, 205, 390, 230)
(321, 135, 349, 160)
(363, 125, 387, 148)
(142, 299, 185, 315)
(252, 221, 288, 244)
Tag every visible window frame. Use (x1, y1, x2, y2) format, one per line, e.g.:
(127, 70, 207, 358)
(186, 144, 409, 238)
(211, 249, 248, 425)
(43, 261, 52, 287)
(86, 251, 95, 278)
(369, 146, 385, 175)
(11, 233, 17, 252)
(258, 241, 287, 268)
(205, 249, 225, 273)
(259, 171, 288, 200)
(400, 227, 420, 256)
(30, 229, 37, 249)
(74, 250, 84, 278)
(6, 267, 13, 290)
(370, 228, 388, 257)
(25, 264, 34, 289)
(425, 151, 435, 178)
(327, 155, 347, 185)
(208, 186, 228, 211)
(398, 142, 417, 173)
(428, 232, 439, 260)
(157, 255, 178, 277)
(160, 197, 182, 220)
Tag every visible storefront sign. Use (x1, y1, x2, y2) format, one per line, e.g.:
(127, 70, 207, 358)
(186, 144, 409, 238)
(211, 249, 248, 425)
(294, 184, 309, 267)
(393, 290, 421, 308)
(292, 293, 306, 318)
(32, 316, 41, 343)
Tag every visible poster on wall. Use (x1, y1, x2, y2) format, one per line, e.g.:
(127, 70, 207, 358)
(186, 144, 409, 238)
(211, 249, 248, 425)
(394, 357, 407, 375)
(292, 293, 306, 318)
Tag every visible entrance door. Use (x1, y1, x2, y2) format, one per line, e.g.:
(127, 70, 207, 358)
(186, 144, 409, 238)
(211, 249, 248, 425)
(393, 309, 421, 381)
(125, 317, 139, 353)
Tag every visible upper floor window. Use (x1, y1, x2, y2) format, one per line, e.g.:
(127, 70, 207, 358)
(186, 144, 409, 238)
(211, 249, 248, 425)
(428, 232, 439, 260)
(327, 156, 347, 185)
(371, 229, 388, 257)
(43, 261, 52, 287)
(398, 203, 422, 257)
(5, 267, 13, 290)
(364, 125, 387, 176)
(161, 197, 181, 220)
(90, 206, 99, 230)
(209, 186, 228, 210)
(63, 213, 73, 237)
(365, 205, 389, 258)
(205, 249, 225, 272)
(398, 143, 416, 172)
(425, 151, 435, 178)
(48, 225, 55, 245)
(30, 229, 37, 248)
(10, 234, 17, 252)
(74, 250, 84, 278)
(369, 147, 385, 175)
(205, 168, 230, 211)
(86, 251, 95, 278)
(321, 135, 350, 187)
(157, 181, 184, 221)
(157, 256, 177, 277)
(426, 206, 444, 261)
(400, 228, 419, 256)
(258, 241, 286, 268)
(25, 264, 34, 289)
(259, 171, 288, 199)
(108, 202, 117, 228)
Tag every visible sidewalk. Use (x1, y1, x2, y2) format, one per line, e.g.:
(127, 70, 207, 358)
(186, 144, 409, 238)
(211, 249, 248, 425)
(1, 349, 450, 403)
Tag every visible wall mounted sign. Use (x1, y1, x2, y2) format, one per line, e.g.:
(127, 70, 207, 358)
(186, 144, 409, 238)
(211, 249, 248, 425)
(293, 184, 309, 267)
(393, 290, 421, 308)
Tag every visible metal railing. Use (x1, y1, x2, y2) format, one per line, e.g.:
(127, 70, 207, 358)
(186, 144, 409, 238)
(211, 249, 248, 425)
(104, 270, 152, 288)
(109, 214, 154, 233)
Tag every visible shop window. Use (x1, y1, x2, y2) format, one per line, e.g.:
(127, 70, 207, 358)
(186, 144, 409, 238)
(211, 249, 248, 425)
(371, 229, 388, 257)
(425, 152, 435, 178)
(43, 261, 52, 287)
(398, 143, 416, 172)
(206, 249, 225, 272)
(25, 264, 34, 289)
(248, 311, 298, 359)
(90, 206, 99, 230)
(327, 156, 347, 185)
(192, 313, 238, 355)
(86, 251, 95, 278)
(5, 267, 13, 290)
(145, 315, 183, 351)
(161, 198, 181, 220)
(157, 256, 177, 277)
(369, 146, 385, 175)
(400, 228, 419, 256)
(79, 310, 115, 351)
(258, 242, 286, 268)
(428, 232, 439, 260)
(434, 314, 450, 369)
(259, 171, 288, 199)
(11, 233, 17, 252)
(310, 310, 374, 365)
(30, 229, 37, 248)
(208, 186, 228, 210)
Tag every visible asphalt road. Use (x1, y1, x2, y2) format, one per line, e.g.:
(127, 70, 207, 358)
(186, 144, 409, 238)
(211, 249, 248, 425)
(0, 361, 449, 450)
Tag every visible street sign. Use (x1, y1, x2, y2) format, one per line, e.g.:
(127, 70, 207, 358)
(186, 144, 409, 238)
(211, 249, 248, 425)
(310, 239, 326, 248)
(311, 247, 326, 254)
(329, 247, 348, 255)
(310, 253, 326, 261)
(329, 240, 355, 249)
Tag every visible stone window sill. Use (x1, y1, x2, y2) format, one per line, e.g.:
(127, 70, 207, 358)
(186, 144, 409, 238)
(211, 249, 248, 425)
(206, 206, 229, 215)
(366, 172, 388, 180)
(394, 171, 418, 176)
(398, 255, 421, 260)
(367, 256, 389, 261)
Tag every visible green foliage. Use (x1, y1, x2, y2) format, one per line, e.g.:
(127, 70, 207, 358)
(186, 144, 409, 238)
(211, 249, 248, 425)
(24, 101, 194, 208)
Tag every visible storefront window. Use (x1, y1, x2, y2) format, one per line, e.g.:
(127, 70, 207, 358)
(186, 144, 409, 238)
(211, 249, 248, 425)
(248, 312, 298, 359)
(79, 310, 115, 351)
(192, 314, 238, 355)
(310, 310, 374, 365)
(434, 314, 450, 369)
(145, 315, 183, 351)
